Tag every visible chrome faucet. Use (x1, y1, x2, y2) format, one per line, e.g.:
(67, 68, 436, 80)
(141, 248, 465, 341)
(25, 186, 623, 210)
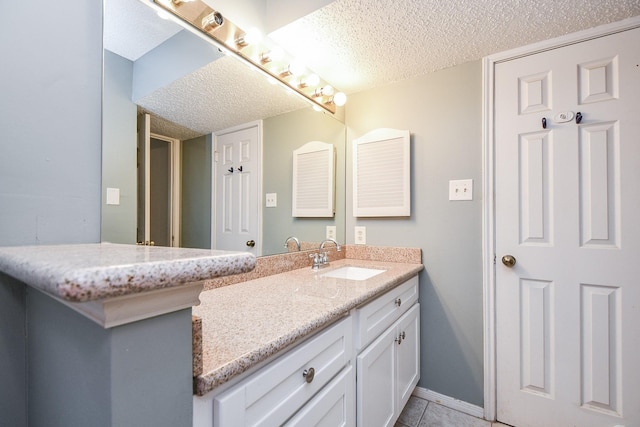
(284, 236, 300, 252)
(319, 238, 341, 252)
(310, 239, 341, 270)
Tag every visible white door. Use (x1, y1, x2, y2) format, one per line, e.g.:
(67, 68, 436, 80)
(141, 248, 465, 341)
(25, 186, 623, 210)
(137, 113, 181, 247)
(495, 27, 640, 427)
(136, 113, 150, 245)
(214, 123, 260, 254)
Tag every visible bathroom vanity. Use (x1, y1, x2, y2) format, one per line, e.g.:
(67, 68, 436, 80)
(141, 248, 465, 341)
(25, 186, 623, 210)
(192, 257, 423, 427)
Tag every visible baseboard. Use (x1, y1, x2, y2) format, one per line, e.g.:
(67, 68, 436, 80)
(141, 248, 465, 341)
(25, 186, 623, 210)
(412, 386, 485, 420)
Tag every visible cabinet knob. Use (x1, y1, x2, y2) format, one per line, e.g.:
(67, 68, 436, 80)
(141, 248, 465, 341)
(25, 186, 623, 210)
(395, 331, 406, 345)
(302, 367, 315, 383)
(395, 298, 402, 307)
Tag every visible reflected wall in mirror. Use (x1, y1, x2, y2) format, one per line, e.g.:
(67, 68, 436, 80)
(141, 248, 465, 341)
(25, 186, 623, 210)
(101, 0, 345, 256)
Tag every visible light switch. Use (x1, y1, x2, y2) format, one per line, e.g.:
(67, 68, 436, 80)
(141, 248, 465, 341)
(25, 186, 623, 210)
(265, 193, 277, 207)
(106, 188, 120, 205)
(449, 179, 473, 201)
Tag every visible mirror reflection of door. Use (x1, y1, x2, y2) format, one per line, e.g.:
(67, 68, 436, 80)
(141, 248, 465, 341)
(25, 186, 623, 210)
(214, 123, 261, 255)
(137, 113, 181, 246)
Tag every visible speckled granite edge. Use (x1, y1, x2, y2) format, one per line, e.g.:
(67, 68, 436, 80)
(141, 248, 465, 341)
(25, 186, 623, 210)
(192, 315, 203, 377)
(194, 312, 349, 395)
(0, 243, 256, 302)
(193, 256, 423, 396)
(203, 247, 345, 290)
(202, 245, 419, 291)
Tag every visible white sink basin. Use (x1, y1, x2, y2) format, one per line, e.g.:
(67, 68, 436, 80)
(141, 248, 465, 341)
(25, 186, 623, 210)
(320, 266, 386, 281)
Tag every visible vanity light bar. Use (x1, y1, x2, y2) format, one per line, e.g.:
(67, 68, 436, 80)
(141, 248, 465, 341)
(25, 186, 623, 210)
(153, 0, 345, 114)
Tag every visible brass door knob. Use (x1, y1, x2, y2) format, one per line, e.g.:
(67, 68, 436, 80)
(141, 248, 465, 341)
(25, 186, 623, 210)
(501, 255, 516, 267)
(246, 240, 255, 248)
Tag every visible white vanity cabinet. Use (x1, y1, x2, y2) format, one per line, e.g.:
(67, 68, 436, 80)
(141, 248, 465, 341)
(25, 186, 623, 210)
(195, 273, 421, 427)
(354, 276, 420, 427)
(212, 316, 353, 427)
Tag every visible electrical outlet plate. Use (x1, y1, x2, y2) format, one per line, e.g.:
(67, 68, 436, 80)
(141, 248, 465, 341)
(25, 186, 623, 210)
(354, 226, 366, 245)
(449, 179, 473, 201)
(265, 193, 277, 207)
(326, 226, 336, 240)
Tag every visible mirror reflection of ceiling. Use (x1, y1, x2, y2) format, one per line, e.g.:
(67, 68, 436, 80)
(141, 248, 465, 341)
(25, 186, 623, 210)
(104, 0, 640, 138)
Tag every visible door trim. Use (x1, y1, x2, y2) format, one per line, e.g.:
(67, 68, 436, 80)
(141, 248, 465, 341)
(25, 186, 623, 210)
(481, 15, 640, 422)
(150, 132, 181, 247)
(211, 120, 263, 254)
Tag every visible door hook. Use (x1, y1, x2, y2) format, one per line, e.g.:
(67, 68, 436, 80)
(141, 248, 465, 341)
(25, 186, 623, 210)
(228, 167, 234, 173)
(542, 117, 547, 129)
(575, 112, 582, 124)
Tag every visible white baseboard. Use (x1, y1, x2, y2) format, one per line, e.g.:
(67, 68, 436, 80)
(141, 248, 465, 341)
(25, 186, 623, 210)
(412, 386, 485, 420)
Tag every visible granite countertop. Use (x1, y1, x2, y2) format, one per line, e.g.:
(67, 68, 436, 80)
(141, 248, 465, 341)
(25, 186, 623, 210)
(193, 258, 423, 396)
(0, 243, 256, 302)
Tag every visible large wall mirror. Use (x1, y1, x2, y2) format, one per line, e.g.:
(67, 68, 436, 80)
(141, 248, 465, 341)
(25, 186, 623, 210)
(101, 0, 345, 256)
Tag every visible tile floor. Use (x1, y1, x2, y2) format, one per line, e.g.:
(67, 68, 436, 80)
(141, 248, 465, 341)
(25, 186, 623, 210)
(395, 396, 511, 427)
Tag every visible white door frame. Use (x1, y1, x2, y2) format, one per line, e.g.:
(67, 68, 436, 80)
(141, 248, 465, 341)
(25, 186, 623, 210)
(150, 132, 181, 247)
(211, 120, 263, 254)
(481, 16, 640, 422)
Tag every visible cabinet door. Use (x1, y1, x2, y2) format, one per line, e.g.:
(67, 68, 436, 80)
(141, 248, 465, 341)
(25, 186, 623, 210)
(356, 326, 397, 427)
(285, 366, 354, 427)
(396, 304, 420, 411)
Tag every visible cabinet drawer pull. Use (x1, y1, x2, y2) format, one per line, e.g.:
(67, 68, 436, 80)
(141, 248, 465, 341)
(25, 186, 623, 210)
(395, 298, 402, 307)
(302, 367, 315, 383)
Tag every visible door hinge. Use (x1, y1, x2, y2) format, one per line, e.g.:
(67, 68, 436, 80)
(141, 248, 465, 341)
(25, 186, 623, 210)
(493, 254, 496, 265)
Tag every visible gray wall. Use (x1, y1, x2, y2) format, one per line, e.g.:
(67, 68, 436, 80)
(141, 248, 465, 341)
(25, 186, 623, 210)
(181, 134, 213, 248)
(262, 108, 346, 255)
(345, 60, 484, 406)
(133, 30, 222, 102)
(102, 50, 137, 244)
(1, 2, 194, 425)
(26, 288, 193, 427)
(0, 0, 103, 424)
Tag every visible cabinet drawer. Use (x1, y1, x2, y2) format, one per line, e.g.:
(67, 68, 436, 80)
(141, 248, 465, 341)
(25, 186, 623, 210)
(354, 275, 418, 351)
(284, 365, 354, 427)
(213, 316, 352, 427)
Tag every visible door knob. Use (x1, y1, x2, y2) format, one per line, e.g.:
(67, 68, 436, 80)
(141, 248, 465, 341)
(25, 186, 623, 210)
(246, 240, 255, 248)
(501, 255, 516, 267)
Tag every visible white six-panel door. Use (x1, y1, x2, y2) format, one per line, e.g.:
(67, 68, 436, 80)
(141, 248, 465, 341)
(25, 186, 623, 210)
(495, 27, 640, 427)
(214, 124, 260, 254)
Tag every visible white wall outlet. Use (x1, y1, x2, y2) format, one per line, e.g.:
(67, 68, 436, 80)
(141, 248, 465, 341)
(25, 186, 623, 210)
(449, 179, 473, 201)
(265, 193, 277, 207)
(326, 226, 336, 240)
(354, 226, 366, 245)
(106, 187, 120, 205)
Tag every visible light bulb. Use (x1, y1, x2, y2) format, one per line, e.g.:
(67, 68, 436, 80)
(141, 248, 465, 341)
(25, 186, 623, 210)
(299, 74, 320, 88)
(235, 28, 261, 47)
(289, 60, 306, 76)
(333, 92, 347, 106)
(260, 46, 284, 63)
(314, 85, 334, 98)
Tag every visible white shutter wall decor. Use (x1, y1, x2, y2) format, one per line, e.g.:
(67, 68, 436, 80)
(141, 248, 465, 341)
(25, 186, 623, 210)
(353, 128, 410, 217)
(292, 141, 335, 217)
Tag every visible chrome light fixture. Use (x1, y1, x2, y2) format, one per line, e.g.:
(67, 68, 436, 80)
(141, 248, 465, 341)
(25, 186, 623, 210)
(153, 0, 346, 114)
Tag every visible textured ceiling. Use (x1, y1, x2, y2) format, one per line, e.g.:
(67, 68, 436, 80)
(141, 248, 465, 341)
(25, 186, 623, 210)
(105, 0, 640, 138)
(270, 0, 640, 94)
